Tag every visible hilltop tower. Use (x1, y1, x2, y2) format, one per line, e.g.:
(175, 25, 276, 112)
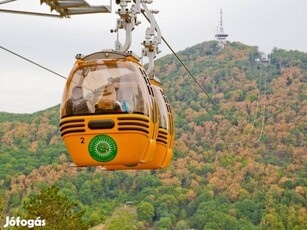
(215, 9, 228, 49)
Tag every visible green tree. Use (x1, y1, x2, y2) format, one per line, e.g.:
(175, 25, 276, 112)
(175, 220, 189, 230)
(157, 217, 173, 230)
(261, 209, 284, 230)
(156, 194, 179, 218)
(106, 206, 137, 230)
(78, 181, 94, 205)
(234, 198, 263, 225)
(191, 201, 239, 230)
(137, 201, 155, 224)
(23, 185, 88, 230)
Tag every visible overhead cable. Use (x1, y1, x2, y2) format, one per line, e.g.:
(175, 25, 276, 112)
(0, 46, 67, 79)
(138, 9, 237, 129)
(256, 64, 267, 142)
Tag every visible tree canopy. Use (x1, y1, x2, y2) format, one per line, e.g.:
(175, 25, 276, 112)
(1, 41, 306, 229)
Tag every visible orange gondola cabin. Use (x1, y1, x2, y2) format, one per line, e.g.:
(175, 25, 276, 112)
(60, 50, 160, 167)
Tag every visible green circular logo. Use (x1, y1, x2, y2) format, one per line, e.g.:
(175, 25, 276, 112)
(88, 135, 117, 162)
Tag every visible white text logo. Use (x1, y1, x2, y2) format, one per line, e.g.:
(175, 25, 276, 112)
(3, 216, 46, 228)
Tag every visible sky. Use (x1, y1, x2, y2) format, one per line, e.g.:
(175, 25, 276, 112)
(0, 0, 306, 113)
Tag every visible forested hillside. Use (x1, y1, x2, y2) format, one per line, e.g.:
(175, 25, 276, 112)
(1, 41, 306, 229)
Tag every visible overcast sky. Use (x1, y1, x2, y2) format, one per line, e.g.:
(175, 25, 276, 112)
(0, 0, 306, 113)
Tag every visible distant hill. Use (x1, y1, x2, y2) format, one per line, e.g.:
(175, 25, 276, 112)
(1, 41, 306, 229)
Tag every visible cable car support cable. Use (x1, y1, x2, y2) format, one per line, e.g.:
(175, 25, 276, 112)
(256, 64, 267, 143)
(224, 59, 268, 145)
(0, 46, 67, 79)
(139, 9, 237, 130)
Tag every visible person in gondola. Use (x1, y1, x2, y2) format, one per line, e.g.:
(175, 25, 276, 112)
(95, 77, 121, 113)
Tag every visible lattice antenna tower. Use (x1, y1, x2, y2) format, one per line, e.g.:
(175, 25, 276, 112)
(215, 8, 228, 49)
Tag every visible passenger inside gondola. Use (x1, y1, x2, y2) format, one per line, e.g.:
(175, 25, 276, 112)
(95, 77, 121, 113)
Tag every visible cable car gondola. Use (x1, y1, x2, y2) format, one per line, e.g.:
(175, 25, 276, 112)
(60, 51, 159, 167)
(57, 0, 174, 169)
